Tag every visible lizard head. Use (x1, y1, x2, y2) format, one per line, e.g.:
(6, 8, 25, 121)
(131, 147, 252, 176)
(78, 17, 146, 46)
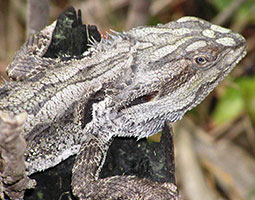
(104, 17, 246, 139)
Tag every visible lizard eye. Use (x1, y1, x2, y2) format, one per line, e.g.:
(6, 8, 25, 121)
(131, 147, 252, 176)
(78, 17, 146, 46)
(195, 56, 207, 65)
(192, 51, 218, 70)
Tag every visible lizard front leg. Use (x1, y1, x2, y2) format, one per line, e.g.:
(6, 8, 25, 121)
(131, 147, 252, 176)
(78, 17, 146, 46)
(71, 124, 181, 200)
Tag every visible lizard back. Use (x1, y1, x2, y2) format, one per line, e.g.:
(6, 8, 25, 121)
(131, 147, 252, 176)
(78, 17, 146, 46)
(0, 15, 246, 174)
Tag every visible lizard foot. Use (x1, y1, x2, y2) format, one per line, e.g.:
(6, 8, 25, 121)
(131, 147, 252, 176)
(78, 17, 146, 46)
(71, 132, 181, 200)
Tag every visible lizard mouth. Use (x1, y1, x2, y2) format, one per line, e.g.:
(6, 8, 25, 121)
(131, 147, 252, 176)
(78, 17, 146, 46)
(119, 91, 159, 110)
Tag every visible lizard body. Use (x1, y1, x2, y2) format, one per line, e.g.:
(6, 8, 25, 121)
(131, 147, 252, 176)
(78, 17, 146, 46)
(0, 7, 246, 200)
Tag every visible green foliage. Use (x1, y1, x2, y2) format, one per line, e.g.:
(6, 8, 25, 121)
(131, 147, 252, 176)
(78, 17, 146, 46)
(234, 1, 255, 23)
(212, 0, 255, 21)
(212, 0, 233, 10)
(238, 76, 255, 122)
(212, 76, 255, 125)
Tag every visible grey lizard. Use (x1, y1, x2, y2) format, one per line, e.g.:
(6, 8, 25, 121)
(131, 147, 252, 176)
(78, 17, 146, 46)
(0, 7, 246, 200)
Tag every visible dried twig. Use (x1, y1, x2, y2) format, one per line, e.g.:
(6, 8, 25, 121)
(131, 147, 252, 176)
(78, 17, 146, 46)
(175, 119, 216, 200)
(26, 0, 50, 38)
(0, 112, 36, 200)
(125, 0, 150, 29)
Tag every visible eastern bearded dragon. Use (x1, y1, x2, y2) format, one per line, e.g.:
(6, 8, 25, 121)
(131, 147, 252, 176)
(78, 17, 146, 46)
(0, 6, 246, 200)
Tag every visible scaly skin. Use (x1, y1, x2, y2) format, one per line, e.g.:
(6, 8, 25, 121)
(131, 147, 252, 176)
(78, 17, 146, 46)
(0, 6, 246, 200)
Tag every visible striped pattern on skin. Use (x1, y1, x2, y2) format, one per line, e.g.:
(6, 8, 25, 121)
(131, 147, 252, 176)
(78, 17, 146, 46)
(0, 12, 246, 200)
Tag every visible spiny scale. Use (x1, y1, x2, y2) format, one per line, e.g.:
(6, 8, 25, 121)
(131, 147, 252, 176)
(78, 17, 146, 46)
(0, 6, 246, 200)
